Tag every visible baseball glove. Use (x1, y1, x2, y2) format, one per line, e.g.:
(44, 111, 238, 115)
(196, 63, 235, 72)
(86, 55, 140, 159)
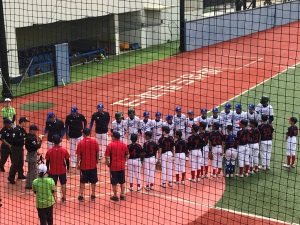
(156, 160, 162, 171)
(208, 151, 213, 160)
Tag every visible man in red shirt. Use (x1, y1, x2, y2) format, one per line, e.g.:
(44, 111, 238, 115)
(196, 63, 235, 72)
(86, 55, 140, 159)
(76, 128, 99, 202)
(45, 134, 70, 202)
(105, 132, 129, 201)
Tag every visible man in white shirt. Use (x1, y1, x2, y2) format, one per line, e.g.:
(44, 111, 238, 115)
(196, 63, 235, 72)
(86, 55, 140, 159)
(139, 111, 153, 145)
(196, 108, 209, 131)
(232, 104, 246, 134)
(110, 112, 126, 143)
(220, 103, 233, 134)
(185, 110, 197, 140)
(255, 96, 274, 124)
(152, 112, 164, 144)
(163, 114, 175, 137)
(245, 104, 261, 128)
(125, 108, 140, 145)
(173, 107, 186, 140)
(209, 108, 222, 131)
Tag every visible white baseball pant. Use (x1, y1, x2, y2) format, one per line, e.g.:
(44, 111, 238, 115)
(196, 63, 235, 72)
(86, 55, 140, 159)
(286, 137, 297, 156)
(161, 151, 173, 183)
(96, 133, 108, 157)
(212, 145, 223, 169)
(237, 145, 250, 167)
(174, 152, 186, 174)
(248, 143, 259, 167)
(70, 136, 83, 166)
(144, 156, 156, 185)
(225, 148, 238, 164)
(260, 140, 272, 167)
(127, 158, 142, 185)
(120, 135, 125, 144)
(201, 146, 209, 166)
(190, 149, 203, 171)
(140, 134, 146, 146)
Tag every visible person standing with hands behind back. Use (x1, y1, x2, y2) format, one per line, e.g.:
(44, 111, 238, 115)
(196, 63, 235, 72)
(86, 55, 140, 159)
(25, 125, 42, 189)
(32, 164, 56, 225)
(0, 118, 14, 172)
(283, 117, 298, 168)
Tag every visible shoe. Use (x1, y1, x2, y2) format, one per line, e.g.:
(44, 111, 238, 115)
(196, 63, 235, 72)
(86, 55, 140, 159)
(210, 174, 217, 178)
(99, 155, 103, 160)
(120, 195, 125, 200)
(216, 174, 221, 178)
(259, 166, 266, 171)
(137, 186, 142, 191)
(127, 187, 133, 191)
(91, 195, 96, 201)
(181, 181, 185, 185)
(266, 166, 271, 170)
(150, 186, 154, 190)
(168, 182, 173, 187)
(189, 178, 196, 183)
(160, 183, 166, 188)
(0, 167, 5, 172)
(110, 196, 119, 201)
(230, 174, 234, 178)
(236, 174, 244, 178)
(173, 180, 179, 184)
(71, 165, 76, 168)
(225, 174, 229, 178)
(291, 164, 296, 168)
(25, 186, 32, 189)
(283, 164, 291, 168)
(202, 174, 208, 179)
(78, 196, 84, 202)
(244, 173, 249, 177)
(17, 176, 26, 180)
(144, 186, 150, 191)
(185, 157, 189, 161)
(248, 171, 254, 175)
(61, 197, 67, 202)
(8, 178, 15, 184)
(254, 169, 259, 173)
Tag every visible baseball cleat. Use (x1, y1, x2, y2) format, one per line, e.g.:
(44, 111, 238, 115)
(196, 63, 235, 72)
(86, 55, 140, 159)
(291, 164, 296, 168)
(225, 174, 230, 178)
(144, 186, 150, 191)
(230, 174, 234, 178)
(160, 183, 166, 188)
(173, 180, 179, 184)
(248, 171, 254, 175)
(150, 186, 155, 190)
(127, 187, 133, 191)
(186, 157, 189, 161)
(210, 174, 217, 178)
(236, 174, 244, 178)
(216, 174, 222, 178)
(254, 169, 259, 173)
(168, 182, 173, 187)
(189, 178, 196, 183)
(181, 181, 185, 185)
(259, 166, 266, 171)
(202, 174, 209, 179)
(244, 173, 249, 177)
(283, 164, 291, 168)
(137, 186, 142, 191)
(266, 166, 271, 170)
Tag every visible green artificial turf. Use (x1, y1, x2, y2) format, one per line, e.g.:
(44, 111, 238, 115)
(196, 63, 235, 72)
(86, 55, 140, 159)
(215, 67, 300, 224)
(19, 102, 55, 111)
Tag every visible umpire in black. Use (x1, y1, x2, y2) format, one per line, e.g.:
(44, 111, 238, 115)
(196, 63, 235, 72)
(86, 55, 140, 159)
(8, 117, 29, 184)
(0, 118, 13, 172)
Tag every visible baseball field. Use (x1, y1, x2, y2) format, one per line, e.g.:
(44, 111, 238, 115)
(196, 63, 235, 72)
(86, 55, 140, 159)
(0, 20, 300, 225)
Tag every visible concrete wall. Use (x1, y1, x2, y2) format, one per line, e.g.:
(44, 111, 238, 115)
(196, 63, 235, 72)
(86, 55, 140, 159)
(185, 1, 300, 51)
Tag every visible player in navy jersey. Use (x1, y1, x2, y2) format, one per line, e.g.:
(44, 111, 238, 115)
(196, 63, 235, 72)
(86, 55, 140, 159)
(127, 134, 143, 191)
(143, 131, 158, 190)
(188, 124, 202, 182)
(283, 117, 298, 168)
(174, 131, 188, 185)
(209, 122, 223, 178)
(222, 125, 237, 178)
(258, 115, 274, 170)
(248, 120, 260, 173)
(236, 119, 250, 177)
(158, 126, 175, 188)
(198, 122, 209, 178)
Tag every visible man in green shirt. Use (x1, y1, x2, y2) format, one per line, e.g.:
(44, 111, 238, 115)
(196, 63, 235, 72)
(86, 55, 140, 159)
(1, 98, 16, 126)
(32, 164, 56, 225)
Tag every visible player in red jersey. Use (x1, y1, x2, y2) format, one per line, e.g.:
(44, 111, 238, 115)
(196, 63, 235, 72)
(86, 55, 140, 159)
(188, 124, 202, 182)
(248, 120, 261, 173)
(236, 119, 250, 177)
(209, 122, 223, 178)
(198, 122, 209, 178)
(174, 131, 188, 185)
(284, 117, 298, 168)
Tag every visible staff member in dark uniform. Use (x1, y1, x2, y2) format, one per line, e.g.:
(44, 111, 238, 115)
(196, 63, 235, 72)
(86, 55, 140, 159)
(25, 125, 42, 189)
(8, 117, 29, 184)
(0, 118, 14, 172)
(65, 106, 87, 168)
(89, 103, 110, 159)
(44, 112, 65, 150)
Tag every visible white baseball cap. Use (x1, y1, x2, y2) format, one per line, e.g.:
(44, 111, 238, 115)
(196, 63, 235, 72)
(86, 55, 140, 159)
(38, 164, 47, 174)
(4, 98, 11, 102)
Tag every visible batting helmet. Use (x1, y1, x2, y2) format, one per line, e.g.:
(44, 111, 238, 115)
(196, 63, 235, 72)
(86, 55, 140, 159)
(224, 102, 232, 109)
(52, 134, 61, 145)
(166, 114, 173, 121)
(175, 107, 182, 112)
(188, 110, 194, 115)
(144, 131, 153, 138)
(235, 104, 242, 110)
(97, 104, 104, 110)
(212, 108, 219, 113)
(260, 96, 269, 104)
(128, 108, 135, 116)
(155, 112, 162, 117)
(248, 104, 255, 110)
(115, 112, 123, 119)
(199, 121, 207, 129)
(162, 126, 170, 133)
(143, 111, 150, 117)
(130, 134, 138, 142)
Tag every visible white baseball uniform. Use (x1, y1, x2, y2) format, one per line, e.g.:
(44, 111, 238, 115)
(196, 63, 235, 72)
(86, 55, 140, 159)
(220, 110, 233, 134)
(208, 115, 223, 131)
(110, 120, 126, 143)
(163, 121, 175, 137)
(173, 114, 186, 140)
(139, 119, 153, 145)
(152, 119, 164, 143)
(125, 116, 140, 144)
(232, 111, 247, 134)
(255, 103, 274, 117)
(195, 116, 209, 131)
(185, 118, 197, 140)
(244, 112, 261, 129)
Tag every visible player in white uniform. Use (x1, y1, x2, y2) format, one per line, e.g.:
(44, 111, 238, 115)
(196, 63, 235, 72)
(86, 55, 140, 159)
(125, 108, 140, 145)
(185, 110, 197, 140)
(152, 112, 164, 143)
(163, 114, 175, 137)
(139, 111, 153, 145)
(110, 112, 126, 143)
(173, 107, 186, 140)
(232, 104, 247, 135)
(196, 108, 209, 131)
(245, 104, 261, 128)
(220, 103, 233, 134)
(255, 96, 274, 124)
(208, 108, 223, 131)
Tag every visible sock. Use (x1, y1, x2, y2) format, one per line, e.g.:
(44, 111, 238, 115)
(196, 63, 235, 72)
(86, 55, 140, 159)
(196, 170, 201, 178)
(137, 184, 140, 187)
(191, 171, 195, 179)
(182, 172, 186, 181)
(130, 183, 133, 187)
(255, 165, 258, 170)
(205, 166, 209, 174)
(287, 156, 291, 165)
(150, 183, 153, 187)
(239, 167, 243, 175)
(245, 165, 249, 174)
(176, 174, 180, 182)
(212, 169, 216, 175)
(146, 184, 149, 188)
(201, 166, 204, 175)
(250, 167, 253, 171)
(217, 168, 222, 174)
(292, 156, 296, 165)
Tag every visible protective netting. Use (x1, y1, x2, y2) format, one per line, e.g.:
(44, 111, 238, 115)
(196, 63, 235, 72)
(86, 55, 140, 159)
(0, 0, 300, 225)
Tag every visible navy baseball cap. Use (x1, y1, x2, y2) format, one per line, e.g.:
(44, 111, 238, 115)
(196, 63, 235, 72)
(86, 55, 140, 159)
(155, 112, 162, 117)
(166, 114, 173, 120)
(82, 128, 91, 135)
(175, 107, 181, 112)
(288, 117, 298, 123)
(29, 125, 39, 131)
(71, 106, 78, 114)
(201, 108, 207, 113)
(235, 104, 242, 110)
(248, 104, 255, 110)
(188, 110, 194, 115)
(143, 111, 150, 117)
(224, 103, 232, 109)
(212, 108, 219, 113)
(47, 112, 55, 120)
(4, 118, 12, 124)
(97, 104, 104, 110)
(113, 131, 121, 139)
(19, 117, 30, 124)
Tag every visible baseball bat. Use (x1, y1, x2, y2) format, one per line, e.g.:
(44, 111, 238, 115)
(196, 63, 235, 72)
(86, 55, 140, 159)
(62, 79, 66, 86)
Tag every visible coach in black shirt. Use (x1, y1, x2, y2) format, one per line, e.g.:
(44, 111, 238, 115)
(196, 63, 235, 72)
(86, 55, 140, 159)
(8, 116, 29, 184)
(90, 103, 110, 159)
(0, 118, 13, 172)
(44, 112, 65, 149)
(65, 106, 87, 167)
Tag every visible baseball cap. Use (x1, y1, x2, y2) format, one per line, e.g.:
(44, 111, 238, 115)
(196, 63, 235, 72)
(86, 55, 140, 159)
(224, 103, 232, 109)
(248, 104, 255, 110)
(113, 131, 121, 139)
(192, 124, 199, 132)
(82, 128, 91, 135)
(38, 164, 47, 174)
(3, 118, 12, 124)
(143, 111, 150, 117)
(235, 104, 242, 110)
(144, 131, 152, 138)
(175, 107, 182, 112)
(4, 98, 11, 102)
(238, 119, 248, 126)
(47, 112, 55, 120)
(97, 104, 104, 110)
(201, 108, 207, 114)
(29, 125, 39, 131)
(71, 106, 78, 114)
(212, 108, 219, 113)
(166, 114, 173, 121)
(288, 117, 298, 123)
(155, 112, 162, 117)
(188, 110, 194, 115)
(19, 117, 30, 124)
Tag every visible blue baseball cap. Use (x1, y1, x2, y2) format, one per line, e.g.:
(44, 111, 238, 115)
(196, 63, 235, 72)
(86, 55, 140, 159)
(143, 111, 150, 117)
(201, 108, 207, 113)
(235, 104, 242, 110)
(155, 112, 162, 117)
(97, 104, 104, 109)
(248, 104, 255, 110)
(225, 103, 232, 109)
(166, 114, 173, 120)
(188, 110, 194, 115)
(71, 106, 78, 114)
(175, 107, 181, 112)
(3, 118, 12, 124)
(212, 108, 219, 113)
(47, 112, 55, 120)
